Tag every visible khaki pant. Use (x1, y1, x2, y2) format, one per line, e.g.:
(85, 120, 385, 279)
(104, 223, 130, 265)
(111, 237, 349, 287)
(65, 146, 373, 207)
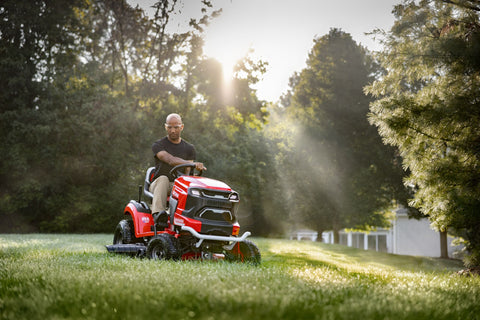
(149, 176, 174, 213)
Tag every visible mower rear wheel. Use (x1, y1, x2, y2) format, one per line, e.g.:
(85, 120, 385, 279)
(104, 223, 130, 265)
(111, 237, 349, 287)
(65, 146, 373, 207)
(146, 234, 178, 260)
(225, 240, 261, 265)
(113, 219, 135, 244)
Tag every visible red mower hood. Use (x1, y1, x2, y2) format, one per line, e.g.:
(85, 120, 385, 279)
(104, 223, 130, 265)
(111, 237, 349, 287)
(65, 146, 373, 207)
(176, 176, 232, 191)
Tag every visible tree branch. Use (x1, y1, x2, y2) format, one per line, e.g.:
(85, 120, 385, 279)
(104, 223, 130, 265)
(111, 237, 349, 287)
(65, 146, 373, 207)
(441, 0, 480, 12)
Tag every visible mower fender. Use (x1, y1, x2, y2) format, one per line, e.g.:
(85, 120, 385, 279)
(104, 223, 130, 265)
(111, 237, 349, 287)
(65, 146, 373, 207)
(124, 201, 154, 238)
(180, 225, 251, 250)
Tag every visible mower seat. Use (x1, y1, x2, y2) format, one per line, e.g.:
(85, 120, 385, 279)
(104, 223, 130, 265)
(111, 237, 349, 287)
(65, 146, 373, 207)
(143, 167, 155, 201)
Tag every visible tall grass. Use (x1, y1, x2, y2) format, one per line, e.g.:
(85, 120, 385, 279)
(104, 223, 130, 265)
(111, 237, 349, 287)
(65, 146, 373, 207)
(1, 234, 479, 320)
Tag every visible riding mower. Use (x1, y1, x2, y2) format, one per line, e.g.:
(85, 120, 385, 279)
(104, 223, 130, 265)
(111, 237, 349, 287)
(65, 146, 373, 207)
(106, 163, 261, 264)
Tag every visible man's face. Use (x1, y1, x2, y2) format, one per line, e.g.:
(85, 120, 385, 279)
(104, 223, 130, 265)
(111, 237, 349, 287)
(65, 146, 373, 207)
(165, 117, 184, 142)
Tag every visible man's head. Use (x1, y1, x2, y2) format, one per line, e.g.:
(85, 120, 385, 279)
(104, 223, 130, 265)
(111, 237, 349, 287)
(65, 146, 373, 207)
(165, 113, 184, 143)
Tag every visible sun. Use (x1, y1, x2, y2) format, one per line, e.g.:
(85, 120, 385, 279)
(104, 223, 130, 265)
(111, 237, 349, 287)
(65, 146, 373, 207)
(202, 20, 253, 85)
(218, 54, 238, 83)
(204, 44, 245, 84)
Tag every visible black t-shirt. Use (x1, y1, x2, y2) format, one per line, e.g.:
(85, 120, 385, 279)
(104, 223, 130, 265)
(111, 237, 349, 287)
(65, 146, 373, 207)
(152, 137, 196, 181)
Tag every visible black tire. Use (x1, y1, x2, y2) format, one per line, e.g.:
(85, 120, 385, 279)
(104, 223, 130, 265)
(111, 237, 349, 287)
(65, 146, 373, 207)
(113, 219, 135, 244)
(168, 235, 181, 260)
(146, 233, 178, 260)
(225, 240, 261, 265)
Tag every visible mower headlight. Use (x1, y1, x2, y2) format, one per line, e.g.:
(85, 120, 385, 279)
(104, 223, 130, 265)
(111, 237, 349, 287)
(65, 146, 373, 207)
(190, 189, 201, 197)
(229, 192, 239, 201)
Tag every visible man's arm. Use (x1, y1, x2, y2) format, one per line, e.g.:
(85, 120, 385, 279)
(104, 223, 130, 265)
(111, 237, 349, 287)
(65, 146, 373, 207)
(156, 150, 191, 166)
(156, 151, 206, 171)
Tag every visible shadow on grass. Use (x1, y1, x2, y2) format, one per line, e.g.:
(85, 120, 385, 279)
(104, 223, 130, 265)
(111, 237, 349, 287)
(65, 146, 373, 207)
(257, 238, 464, 274)
(1, 235, 478, 320)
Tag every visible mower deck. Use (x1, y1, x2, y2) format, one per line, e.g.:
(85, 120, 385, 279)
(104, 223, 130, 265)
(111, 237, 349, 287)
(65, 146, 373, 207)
(106, 243, 146, 256)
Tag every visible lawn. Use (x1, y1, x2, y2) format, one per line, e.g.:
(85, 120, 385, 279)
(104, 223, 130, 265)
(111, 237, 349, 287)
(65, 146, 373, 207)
(1, 234, 479, 320)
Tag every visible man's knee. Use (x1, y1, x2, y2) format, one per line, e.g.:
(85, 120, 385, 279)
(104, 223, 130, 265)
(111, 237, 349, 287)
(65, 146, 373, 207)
(150, 175, 170, 193)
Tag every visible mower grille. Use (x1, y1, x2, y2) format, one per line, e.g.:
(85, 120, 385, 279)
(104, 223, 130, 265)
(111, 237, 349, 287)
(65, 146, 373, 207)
(183, 188, 239, 223)
(203, 198, 232, 209)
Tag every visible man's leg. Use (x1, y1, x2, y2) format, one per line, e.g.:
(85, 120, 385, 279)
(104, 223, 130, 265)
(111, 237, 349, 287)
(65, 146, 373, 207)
(149, 175, 171, 213)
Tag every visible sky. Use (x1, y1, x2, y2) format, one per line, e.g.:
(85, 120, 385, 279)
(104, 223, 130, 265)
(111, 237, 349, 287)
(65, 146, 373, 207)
(132, 0, 400, 102)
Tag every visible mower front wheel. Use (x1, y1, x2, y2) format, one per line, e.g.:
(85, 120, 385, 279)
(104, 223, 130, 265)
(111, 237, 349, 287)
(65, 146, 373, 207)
(146, 234, 178, 260)
(225, 240, 261, 265)
(113, 219, 135, 244)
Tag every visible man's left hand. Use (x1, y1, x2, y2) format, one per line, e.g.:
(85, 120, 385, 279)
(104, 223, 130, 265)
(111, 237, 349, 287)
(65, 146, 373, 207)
(195, 162, 207, 171)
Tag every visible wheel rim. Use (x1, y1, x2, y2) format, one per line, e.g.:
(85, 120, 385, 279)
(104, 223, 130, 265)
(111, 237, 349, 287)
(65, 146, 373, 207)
(151, 244, 166, 260)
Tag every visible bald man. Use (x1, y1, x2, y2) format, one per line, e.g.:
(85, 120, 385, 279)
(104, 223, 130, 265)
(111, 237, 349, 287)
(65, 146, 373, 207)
(149, 113, 206, 219)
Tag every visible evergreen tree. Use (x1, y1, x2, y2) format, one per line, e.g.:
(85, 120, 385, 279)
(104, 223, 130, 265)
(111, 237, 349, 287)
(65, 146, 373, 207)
(366, 0, 480, 266)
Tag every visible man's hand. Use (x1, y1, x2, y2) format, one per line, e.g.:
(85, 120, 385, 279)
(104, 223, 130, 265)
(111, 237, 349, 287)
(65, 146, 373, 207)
(195, 162, 207, 171)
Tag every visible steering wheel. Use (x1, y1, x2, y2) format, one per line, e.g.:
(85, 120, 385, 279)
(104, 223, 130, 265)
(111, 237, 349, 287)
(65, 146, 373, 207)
(169, 163, 203, 179)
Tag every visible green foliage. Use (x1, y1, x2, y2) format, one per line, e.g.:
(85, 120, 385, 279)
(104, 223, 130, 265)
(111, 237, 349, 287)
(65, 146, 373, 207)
(0, 0, 91, 232)
(1, 234, 478, 320)
(366, 0, 480, 266)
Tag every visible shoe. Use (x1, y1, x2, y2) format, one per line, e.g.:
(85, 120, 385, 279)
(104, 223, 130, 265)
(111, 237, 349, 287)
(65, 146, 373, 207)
(153, 211, 169, 229)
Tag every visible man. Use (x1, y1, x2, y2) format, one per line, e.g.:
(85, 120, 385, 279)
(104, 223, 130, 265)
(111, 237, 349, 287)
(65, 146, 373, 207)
(149, 113, 206, 220)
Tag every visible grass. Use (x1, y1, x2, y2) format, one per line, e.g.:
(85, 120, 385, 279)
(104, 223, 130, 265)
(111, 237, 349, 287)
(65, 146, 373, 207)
(1, 234, 479, 320)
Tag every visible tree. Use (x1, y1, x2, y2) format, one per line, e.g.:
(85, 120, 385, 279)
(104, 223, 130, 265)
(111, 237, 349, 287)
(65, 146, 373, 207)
(276, 28, 408, 240)
(366, 0, 480, 266)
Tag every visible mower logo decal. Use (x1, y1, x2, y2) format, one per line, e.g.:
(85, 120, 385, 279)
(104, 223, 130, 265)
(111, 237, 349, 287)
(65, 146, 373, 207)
(174, 218, 185, 226)
(141, 216, 150, 223)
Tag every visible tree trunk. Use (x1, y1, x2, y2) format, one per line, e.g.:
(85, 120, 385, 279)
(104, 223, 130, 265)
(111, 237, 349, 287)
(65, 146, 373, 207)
(316, 229, 324, 242)
(440, 230, 449, 259)
(333, 229, 340, 244)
